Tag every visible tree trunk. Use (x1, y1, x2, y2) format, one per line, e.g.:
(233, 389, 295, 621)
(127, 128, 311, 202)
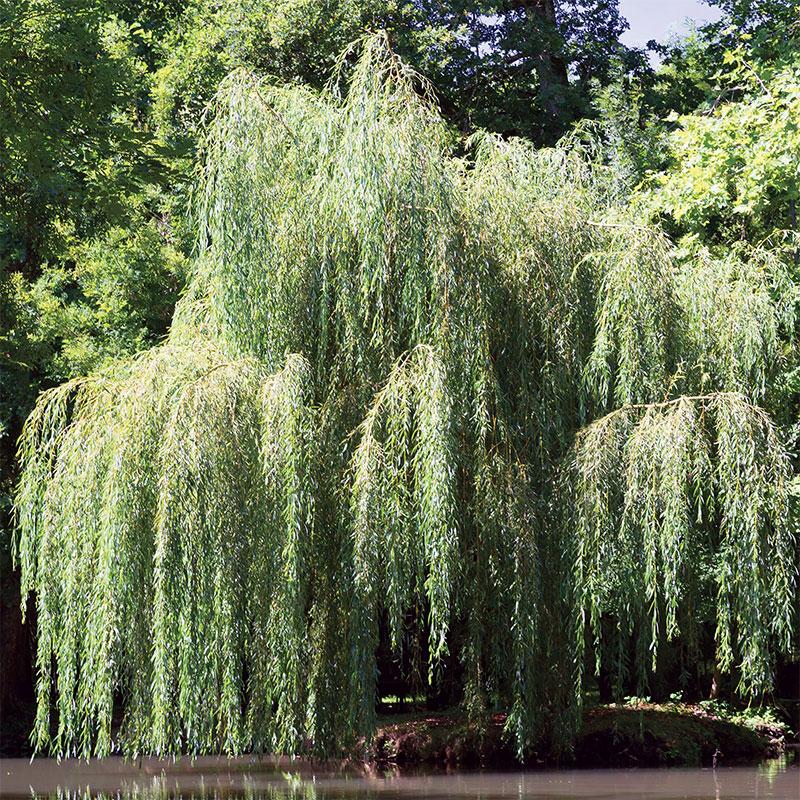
(512, 1, 570, 126)
(709, 667, 721, 699)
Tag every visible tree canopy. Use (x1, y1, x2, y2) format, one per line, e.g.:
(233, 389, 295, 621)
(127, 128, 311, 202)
(11, 33, 797, 759)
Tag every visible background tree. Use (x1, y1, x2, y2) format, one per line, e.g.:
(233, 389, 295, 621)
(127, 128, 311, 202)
(151, 0, 633, 142)
(0, 0, 189, 728)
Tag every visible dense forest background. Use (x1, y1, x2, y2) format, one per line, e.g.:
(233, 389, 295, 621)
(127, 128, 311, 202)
(1, 0, 799, 755)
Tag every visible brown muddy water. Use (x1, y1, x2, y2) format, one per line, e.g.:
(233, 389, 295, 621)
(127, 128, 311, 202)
(0, 757, 798, 800)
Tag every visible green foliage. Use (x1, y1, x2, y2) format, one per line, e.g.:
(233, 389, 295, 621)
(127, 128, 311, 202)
(702, 1, 800, 64)
(698, 699, 792, 736)
(150, 0, 634, 143)
(637, 52, 800, 435)
(644, 29, 720, 117)
(6, 220, 186, 377)
(641, 2, 800, 118)
(649, 61, 800, 242)
(151, 0, 387, 136)
(673, 243, 796, 399)
(1, 0, 160, 265)
(12, 37, 797, 761)
(582, 72, 668, 197)
(0, 206, 187, 465)
(0, 0, 192, 461)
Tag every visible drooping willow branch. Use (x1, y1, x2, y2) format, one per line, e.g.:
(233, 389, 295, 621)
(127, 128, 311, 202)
(567, 392, 794, 698)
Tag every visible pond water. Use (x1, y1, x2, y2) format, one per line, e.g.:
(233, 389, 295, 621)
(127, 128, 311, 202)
(0, 757, 797, 800)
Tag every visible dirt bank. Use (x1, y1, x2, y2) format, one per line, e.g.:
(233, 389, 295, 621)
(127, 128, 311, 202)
(367, 702, 791, 768)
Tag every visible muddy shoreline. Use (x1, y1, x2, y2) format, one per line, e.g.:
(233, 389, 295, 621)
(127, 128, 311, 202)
(365, 703, 791, 768)
(0, 702, 793, 769)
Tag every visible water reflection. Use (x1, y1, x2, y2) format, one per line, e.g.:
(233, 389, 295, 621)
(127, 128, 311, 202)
(0, 757, 797, 800)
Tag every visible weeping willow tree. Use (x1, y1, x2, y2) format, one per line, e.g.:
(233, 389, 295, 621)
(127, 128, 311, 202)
(13, 33, 798, 759)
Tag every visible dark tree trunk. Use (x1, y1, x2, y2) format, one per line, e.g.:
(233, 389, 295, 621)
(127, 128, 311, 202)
(709, 667, 721, 699)
(1, 433, 35, 755)
(0, 559, 35, 755)
(512, 0, 570, 125)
